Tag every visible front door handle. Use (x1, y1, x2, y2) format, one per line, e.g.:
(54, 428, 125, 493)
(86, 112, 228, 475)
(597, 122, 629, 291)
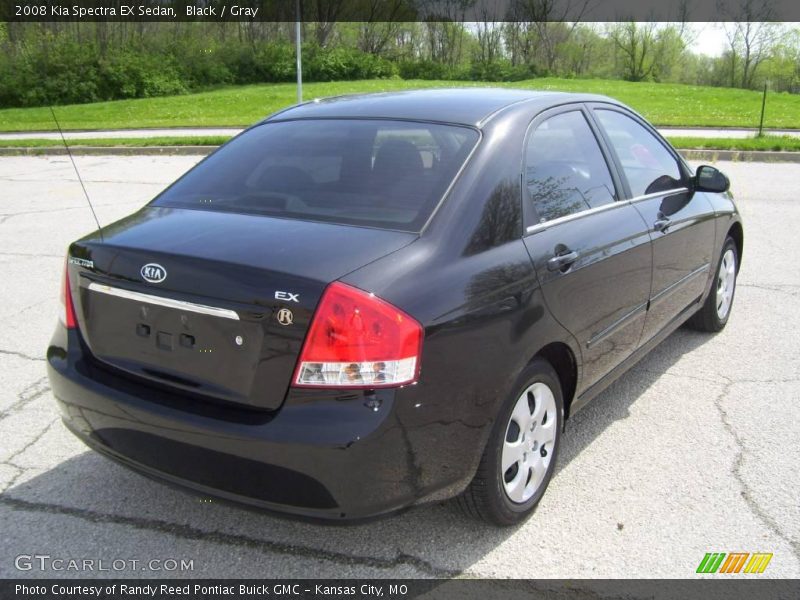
(654, 217, 672, 233)
(547, 250, 579, 272)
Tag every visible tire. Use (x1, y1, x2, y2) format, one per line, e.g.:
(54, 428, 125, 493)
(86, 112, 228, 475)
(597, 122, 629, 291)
(688, 236, 739, 333)
(457, 358, 563, 526)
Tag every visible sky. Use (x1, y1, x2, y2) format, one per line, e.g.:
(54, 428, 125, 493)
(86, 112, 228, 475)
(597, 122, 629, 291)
(688, 23, 799, 57)
(690, 24, 730, 57)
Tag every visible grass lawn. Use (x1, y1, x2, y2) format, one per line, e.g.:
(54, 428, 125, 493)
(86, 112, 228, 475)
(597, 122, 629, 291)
(666, 135, 800, 152)
(1, 78, 799, 132)
(0, 136, 232, 148)
(2, 134, 798, 153)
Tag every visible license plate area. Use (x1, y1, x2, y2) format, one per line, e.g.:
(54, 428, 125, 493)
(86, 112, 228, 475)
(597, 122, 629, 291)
(81, 284, 264, 404)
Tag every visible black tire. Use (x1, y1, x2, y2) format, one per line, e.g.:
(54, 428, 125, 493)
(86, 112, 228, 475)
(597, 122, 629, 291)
(457, 358, 563, 526)
(688, 236, 739, 333)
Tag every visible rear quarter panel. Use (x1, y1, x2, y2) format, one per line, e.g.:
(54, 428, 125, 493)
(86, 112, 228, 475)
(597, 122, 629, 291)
(342, 114, 582, 497)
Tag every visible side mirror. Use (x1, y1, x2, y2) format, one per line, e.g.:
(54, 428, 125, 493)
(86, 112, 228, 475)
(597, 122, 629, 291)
(694, 165, 730, 193)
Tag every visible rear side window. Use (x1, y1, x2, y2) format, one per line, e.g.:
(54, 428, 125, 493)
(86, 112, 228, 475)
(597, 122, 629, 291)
(525, 110, 616, 224)
(594, 109, 684, 197)
(153, 119, 479, 232)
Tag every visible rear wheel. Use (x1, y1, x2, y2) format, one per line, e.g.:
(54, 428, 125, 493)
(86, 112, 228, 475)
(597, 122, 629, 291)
(689, 236, 738, 332)
(457, 359, 563, 526)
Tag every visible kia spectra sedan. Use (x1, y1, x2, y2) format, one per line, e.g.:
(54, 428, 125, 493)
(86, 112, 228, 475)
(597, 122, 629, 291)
(48, 89, 742, 525)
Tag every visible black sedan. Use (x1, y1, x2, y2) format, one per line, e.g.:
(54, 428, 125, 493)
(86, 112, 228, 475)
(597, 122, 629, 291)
(47, 89, 742, 525)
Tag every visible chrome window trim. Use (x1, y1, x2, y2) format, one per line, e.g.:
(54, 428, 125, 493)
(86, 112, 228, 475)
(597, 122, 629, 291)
(525, 200, 623, 235)
(87, 283, 240, 321)
(627, 187, 690, 205)
(525, 187, 690, 235)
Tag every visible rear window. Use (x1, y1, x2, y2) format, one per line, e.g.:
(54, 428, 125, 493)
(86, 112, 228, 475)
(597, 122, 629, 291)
(152, 119, 479, 231)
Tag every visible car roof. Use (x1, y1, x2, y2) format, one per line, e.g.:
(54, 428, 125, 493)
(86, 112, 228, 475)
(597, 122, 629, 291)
(263, 88, 619, 128)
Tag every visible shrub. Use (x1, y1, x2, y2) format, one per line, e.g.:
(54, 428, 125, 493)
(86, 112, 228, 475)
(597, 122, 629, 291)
(0, 36, 535, 109)
(304, 46, 396, 81)
(398, 59, 456, 80)
(7, 37, 102, 106)
(253, 44, 297, 82)
(174, 40, 235, 88)
(98, 52, 187, 99)
(469, 60, 534, 82)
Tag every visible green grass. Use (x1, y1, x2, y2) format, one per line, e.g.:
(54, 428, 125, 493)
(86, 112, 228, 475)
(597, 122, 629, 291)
(0, 136, 232, 148)
(1, 78, 799, 132)
(2, 134, 798, 153)
(666, 135, 800, 152)
(0, 135, 800, 152)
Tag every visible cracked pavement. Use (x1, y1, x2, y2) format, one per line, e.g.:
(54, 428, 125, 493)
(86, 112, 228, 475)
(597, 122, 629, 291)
(0, 156, 797, 578)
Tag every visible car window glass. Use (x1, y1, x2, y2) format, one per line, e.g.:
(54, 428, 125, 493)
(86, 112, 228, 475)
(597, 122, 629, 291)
(595, 109, 684, 197)
(525, 111, 616, 224)
(153, 120, 478, 232)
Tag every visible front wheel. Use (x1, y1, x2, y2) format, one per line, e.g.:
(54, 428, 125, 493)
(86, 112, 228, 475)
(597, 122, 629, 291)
(457, 359, 563, 526)
(689, 236, 739, 332)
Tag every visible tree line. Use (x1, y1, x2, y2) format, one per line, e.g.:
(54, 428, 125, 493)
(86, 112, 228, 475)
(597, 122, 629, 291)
(0, 14, 797, 108)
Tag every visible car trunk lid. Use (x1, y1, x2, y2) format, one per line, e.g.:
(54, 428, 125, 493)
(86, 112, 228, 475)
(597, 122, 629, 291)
(69, 207, 416, 411)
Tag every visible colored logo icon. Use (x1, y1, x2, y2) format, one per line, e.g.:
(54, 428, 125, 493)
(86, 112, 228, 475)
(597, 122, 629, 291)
(696, 552, 773, 574)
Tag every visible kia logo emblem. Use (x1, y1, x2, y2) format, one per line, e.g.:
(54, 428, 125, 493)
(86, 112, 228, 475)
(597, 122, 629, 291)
(141, 263, 167, 283)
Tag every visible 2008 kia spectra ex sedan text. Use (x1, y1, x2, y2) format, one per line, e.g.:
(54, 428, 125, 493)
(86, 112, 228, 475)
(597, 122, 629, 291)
(47, 89, 743, 525)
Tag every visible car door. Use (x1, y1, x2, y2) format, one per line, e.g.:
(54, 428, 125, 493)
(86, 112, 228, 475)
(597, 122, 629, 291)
(521, 106, 653, 392)
(589, 106, 717, 344)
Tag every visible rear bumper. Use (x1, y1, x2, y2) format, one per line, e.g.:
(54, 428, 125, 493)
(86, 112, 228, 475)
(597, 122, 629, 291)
(47, 328, 473, 521)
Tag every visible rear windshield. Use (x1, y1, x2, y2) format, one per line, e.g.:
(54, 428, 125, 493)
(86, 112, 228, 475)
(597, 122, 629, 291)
(152, 119, 479, 231)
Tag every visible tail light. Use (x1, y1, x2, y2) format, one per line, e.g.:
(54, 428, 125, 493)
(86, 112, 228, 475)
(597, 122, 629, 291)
(294, 282, 423, 388)
(59, 260, 77, 329)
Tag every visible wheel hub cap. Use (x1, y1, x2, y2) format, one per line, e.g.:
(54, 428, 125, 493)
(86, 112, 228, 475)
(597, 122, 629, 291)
(501, 382, 557, 504)
(716, 248, 736, 320)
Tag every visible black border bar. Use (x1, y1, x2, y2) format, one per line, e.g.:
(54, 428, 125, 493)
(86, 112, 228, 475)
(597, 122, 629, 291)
(2, 580, 800, 600)
(2, 0, 800, 22)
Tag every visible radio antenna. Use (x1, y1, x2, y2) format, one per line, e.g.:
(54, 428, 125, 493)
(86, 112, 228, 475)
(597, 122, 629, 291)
(49, 106, 103, 240)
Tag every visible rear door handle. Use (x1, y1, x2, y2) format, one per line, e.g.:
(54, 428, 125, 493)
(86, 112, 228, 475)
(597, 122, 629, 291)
(547, 250, 579, 272)
(654, 217, 671, 233)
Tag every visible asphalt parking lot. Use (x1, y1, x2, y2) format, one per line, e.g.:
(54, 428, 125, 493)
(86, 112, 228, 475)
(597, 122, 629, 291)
(0, 156, 797, 578)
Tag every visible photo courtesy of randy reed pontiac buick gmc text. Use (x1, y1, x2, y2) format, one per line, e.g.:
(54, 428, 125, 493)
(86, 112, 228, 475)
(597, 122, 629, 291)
(15, 584, 403, 596)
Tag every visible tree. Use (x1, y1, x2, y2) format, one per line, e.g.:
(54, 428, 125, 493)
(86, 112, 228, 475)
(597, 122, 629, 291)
(505, 0, 591, 74)
(417, 0, 471, 67)
(650, 24, 689, 82)
(561, 24, 606, 77)
(473, 7, 504, 65)
(607, 22, 690, 83)
(718, 0, 783, 88)
(423, 20, 468, 66)
(355, 0, 415, 56)
(608, 21, 659, 81)
(308, 0, 346, 47)
(757, 28, 800, 92)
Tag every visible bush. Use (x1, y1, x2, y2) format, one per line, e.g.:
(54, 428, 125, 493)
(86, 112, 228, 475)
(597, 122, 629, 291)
(468, 60, 534, 82)
(0, 35, 533, 109)
(174, 40, 235, 88)
(398, 59, 456, 80)
(253, 44, 297, 82)
(1, 37, 101, 106)
(304, 46, 396, 81)
(98, 52, 187, 99)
